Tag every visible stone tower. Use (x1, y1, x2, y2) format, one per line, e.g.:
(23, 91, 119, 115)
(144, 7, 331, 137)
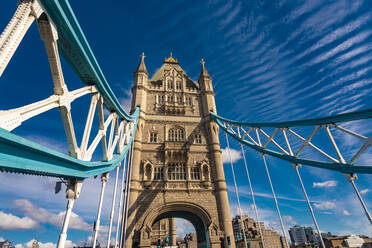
(124, 53, 235, 248)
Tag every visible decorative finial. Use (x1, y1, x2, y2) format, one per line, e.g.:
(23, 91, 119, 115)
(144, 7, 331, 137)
(140, 52, 145, 61)
(164, 52, 178, 63)
(201, 58, 205, 67)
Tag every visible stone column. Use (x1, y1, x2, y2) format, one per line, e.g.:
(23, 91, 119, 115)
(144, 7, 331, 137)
(169, 217, 177, 246)
(209, 121, 235, 248)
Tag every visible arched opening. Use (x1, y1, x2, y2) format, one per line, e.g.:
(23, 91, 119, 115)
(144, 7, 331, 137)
(153, 212, 205, 247)
(140, 202, 216, 248)
(151, 218, 197, 248)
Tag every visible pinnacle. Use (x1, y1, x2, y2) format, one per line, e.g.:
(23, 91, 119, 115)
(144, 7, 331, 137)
(199, 58, 211, 79)
(135, 52, 148, 76)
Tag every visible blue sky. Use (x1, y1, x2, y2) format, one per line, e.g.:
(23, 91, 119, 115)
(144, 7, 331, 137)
(0, 0, 372, 246)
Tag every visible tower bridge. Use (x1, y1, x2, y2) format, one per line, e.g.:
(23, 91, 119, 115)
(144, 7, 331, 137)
(0, 1, 371, 248)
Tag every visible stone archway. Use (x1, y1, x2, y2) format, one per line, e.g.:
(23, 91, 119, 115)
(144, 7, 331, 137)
(138, 202, 218, 248)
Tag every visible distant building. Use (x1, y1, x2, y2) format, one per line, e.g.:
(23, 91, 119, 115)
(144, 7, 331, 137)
(151, 218, 172, 247)
(304, 227, 314, 243)
(0, 240, 15, 248)
(31, 241, 39, 248)
(178, 233, 197, 248)
(345, 235, 365, 248)
(324, 235, 368, 248)
(232, 215, 288, 248)
(289, 226, 308, 246)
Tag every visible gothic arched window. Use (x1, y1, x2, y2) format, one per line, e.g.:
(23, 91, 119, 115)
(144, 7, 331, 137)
(158, 95, 164, 104)
(168, 127, 185, 142)
(167, 163, 186, 180)
(149, 132, 158, 143)
(167, 80, 173, 89)
(194, 133, 202, 144)
(186, 97, 193, 106)
(153, 167, 164, 180)
(176, 81, 182, 90)
(190, 167, 200, 180)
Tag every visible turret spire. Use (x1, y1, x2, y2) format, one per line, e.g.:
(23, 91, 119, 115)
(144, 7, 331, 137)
(135, 52, 148, 76)
(199, 58, 211, 79)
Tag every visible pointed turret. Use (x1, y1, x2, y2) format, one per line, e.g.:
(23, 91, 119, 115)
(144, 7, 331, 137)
(198, 58, 213, 92)
(199, 58, 211, 79)
(134, 52, 148, 76)
(131, 52, 148, 112)
(198, 58, 217, 115)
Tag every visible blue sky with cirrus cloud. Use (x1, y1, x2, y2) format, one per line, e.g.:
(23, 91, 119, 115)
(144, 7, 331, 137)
(0, 0, 371, 245)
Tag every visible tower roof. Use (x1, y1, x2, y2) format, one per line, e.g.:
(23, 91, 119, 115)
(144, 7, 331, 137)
(199, 58, 211, 79)
(135, 52, 148, 75)
(150, 53, 198, 89)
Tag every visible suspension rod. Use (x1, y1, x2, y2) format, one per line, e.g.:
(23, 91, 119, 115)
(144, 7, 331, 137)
(325, 127, 372, 224)
(121, 144, 134, 247)
(115, 155, 127, 248)
(225, 134, 248, 248)
(256, 129, 288, 248)
(107, 164, 121, 247)
(92, 173, 109, 248)
(262, 156, 289, 248)
(239, 143, 266, 248)
(294, 166, 325, 248)
(350, 179, 372, 224)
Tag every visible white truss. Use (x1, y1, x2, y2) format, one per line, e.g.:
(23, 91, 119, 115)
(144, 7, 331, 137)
(0, 1, 136, 246)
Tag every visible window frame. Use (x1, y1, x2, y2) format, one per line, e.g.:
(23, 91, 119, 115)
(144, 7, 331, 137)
(149, 131, 158, 143)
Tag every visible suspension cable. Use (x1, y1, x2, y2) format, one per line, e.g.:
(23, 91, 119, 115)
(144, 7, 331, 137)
(225, 133, 248, 248)
(107, 162, 121, 247)
(114, 155, 127, 248)
(281, 128, 325, 248)
(239, 143, 266, 248)
(255, 129, 289, 248)
(92, 172, 109, 248)
(294, 165, 326, 248)
(262, 156, 290, 248)
(350, 179, 372, 224)
(120, 144, 134, 247)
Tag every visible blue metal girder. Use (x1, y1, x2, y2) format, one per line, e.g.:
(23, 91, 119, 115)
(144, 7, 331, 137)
(0, 108, 139, 179)
(211, 108, 372, 127)
(37, 0, 135, 122)
(210, 110, 372, 174)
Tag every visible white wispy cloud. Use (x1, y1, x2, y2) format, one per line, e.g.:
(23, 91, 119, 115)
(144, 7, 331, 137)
(13, 199, 91, 231)
(312, 180, 338, 188)
(221, 147, 242, 163)
(342, 210, 351, 216)
(360, 189, 369, 195)
(0, 211, 38, 231)
(219, 2, 241, 30)
(313, 201, 337, 210)
(230, 185, 321, 203)
(176, 218, 195, 238)
(118, 84, 133, 113)
(283, 215, 297, 225)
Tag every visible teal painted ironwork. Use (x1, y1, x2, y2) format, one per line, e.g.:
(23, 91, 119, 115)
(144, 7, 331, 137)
(210, 110, 372, 174)
(37, 0, 135, 122)
(211, 108, 372, 128)
(0, 108, 139, 179)
(0, 0, 140, 179)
